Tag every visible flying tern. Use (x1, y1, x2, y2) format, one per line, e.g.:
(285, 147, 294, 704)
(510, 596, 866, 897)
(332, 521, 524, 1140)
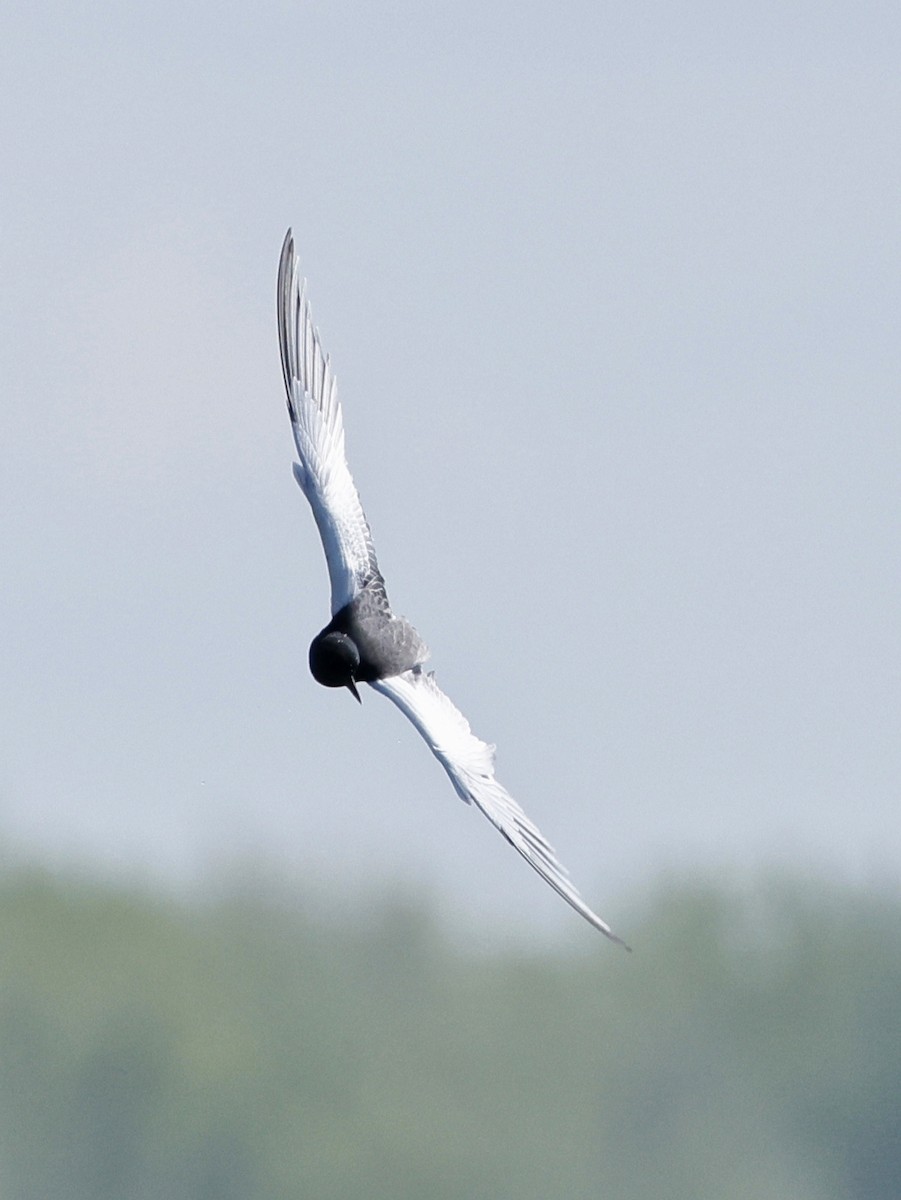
(277, 229, 627, 947)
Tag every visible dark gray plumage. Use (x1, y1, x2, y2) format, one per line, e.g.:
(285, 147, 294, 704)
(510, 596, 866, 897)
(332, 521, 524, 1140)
(309, 584, 428, 701)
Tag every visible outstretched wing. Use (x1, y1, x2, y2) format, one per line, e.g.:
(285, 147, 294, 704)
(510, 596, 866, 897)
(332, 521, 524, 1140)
(369, 668, 629, 947)
(277, 229, 383, 614)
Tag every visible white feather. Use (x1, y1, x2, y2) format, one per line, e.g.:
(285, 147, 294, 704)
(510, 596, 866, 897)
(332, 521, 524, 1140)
(370, 669, 629, 947)
(277, 230, 381, 614)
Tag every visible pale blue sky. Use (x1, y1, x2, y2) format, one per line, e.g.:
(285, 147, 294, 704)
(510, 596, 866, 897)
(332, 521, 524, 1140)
(3, 2, 899, 937)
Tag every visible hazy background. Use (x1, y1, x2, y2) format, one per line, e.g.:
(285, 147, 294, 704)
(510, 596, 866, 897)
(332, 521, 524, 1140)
(3, 0, 899, 941)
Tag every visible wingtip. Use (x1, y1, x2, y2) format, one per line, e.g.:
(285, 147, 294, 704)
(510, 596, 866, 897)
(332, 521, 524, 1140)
(278, 230, 297, 298)
(576, 901, 632, 950)
(585, 902, 631, 950)
(607, 929, 632, 953)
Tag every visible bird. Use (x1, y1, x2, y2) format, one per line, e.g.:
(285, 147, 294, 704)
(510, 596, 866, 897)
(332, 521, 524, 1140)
(276, 229, 628, 948)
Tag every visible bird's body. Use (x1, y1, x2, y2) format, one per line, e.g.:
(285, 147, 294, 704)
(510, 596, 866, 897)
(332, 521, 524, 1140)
(311, 585, 428, 688)
(277, 229, 627, 947)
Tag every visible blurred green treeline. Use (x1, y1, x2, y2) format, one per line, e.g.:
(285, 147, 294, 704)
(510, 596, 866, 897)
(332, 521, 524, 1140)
(0, 867, 898, 1200)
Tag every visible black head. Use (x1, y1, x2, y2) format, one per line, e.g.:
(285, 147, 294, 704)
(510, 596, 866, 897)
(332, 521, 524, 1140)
(309, 630, 362, 702)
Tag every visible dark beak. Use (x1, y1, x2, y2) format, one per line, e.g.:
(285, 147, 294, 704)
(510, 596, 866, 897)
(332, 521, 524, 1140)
(346, 679, 362, 704)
